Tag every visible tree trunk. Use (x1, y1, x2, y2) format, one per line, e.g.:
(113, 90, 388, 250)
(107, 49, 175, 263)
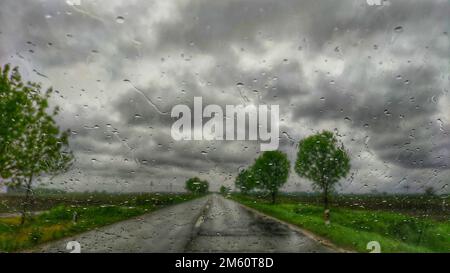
(20, 174, 33, 225)
(271, 191, 276, 204)
(323, 186, 330, 225)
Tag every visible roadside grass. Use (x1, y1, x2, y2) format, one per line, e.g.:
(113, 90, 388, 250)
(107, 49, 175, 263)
(0, 193, 202, 252)
(270, 193, 449, 220)
(231, 194, 450, 253)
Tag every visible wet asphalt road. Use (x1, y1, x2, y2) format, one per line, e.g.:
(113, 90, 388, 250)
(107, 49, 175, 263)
(36, 194, 333, 253)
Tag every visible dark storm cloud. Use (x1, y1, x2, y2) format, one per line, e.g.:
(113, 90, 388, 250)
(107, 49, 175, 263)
(0, 0, 448, 193)
(292, 62, 448, 169)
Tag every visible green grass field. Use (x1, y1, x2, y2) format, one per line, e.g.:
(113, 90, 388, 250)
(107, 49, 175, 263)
(264, 192, 449, 220)
(0, 192, 201, 252)
(231, 194, 450, 253)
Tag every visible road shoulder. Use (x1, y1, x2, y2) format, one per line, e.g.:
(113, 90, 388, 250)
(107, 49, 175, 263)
(230, 197, 352, 253)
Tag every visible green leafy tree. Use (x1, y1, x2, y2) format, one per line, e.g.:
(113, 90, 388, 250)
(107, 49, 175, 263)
(253, 151, 290, 204)
(0, 64, 32, 179)
(185, 177, 209, 195)
(219, 185, 231, 195)
(424, 186, 435, 196)
(295, 131, 350, 224)
(0, 64, 74, 224)
(234, 168, 255, 194)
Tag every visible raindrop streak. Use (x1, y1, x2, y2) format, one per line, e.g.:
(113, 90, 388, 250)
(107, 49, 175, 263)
(437, 119, 444, 132)
(282, 131, 295, 144)
(236, 82, 249, 103)
(33, 69, 48, 78)
(123, 79, 169, 115)
(116, 16, 125, 23)
(394, 26, 403, 33)
(83, 125, 100, 130)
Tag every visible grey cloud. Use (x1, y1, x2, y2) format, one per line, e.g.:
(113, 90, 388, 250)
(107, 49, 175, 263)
(1, 0, 449, 193)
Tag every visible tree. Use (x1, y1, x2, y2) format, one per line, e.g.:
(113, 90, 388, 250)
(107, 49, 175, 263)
(424, 186, 435, 196)
(234, 168, 255, 194)
(0, 64, 74, 224)
(185, 177, 209, 195)
(219, 185, 231, 195)
(295, 131, 350, 224)
(252, 151, 290, 204)
(0, 64, 32, 179)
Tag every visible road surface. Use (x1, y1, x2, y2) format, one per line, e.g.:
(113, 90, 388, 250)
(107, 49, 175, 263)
(36, 194, 334, 253)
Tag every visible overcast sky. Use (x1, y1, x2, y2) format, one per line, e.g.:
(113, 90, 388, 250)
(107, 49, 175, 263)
(0, 0, 448, 194)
